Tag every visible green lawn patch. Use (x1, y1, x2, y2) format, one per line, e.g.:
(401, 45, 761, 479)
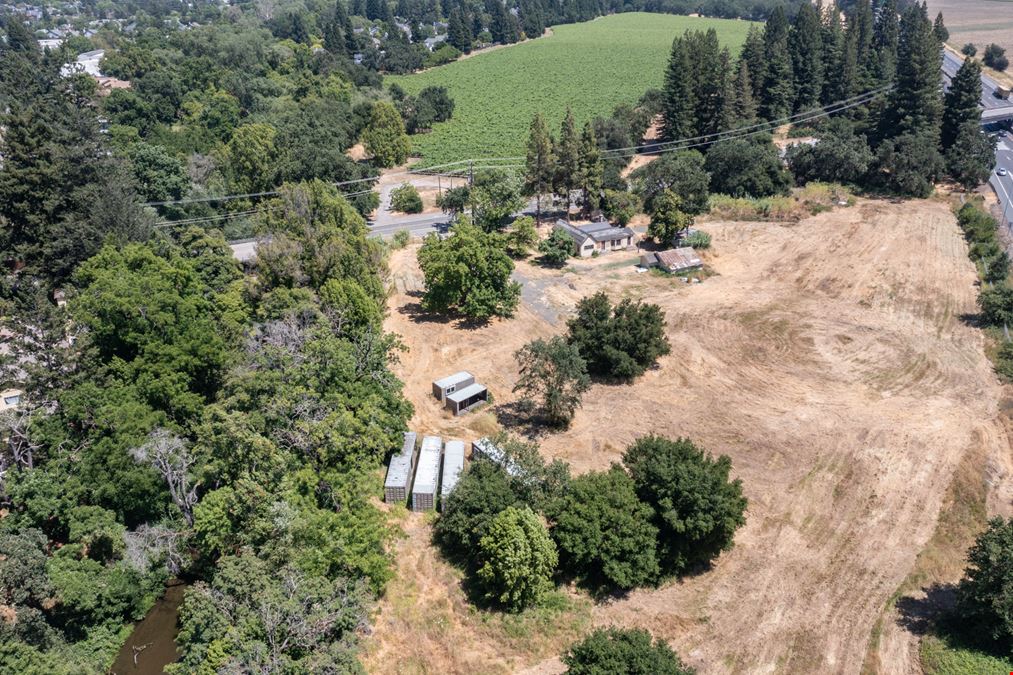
(921, 634, 1013, 675)
(388, 13, 755, 166)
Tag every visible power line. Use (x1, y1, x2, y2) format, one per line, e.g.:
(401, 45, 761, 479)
(144, 86, 891, 211)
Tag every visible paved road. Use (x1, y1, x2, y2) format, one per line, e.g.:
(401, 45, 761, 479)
(991, 131, 1013, 226)
(942, 50, 1011, 111)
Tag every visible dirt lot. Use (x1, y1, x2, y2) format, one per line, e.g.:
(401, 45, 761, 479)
(365, 199, 1013, 674)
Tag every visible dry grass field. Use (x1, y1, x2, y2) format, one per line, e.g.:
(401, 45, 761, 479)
(365, 198, 1013, 674)
(928, 0, 1013, 58)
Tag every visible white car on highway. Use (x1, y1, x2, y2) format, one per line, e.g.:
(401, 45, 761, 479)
(1000, 168, 1009, 177)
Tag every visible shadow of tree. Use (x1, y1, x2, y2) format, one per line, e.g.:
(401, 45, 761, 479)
(492, 400, 556, 440)
(395, 301, 490, 331)
(895, 582, 958, 636)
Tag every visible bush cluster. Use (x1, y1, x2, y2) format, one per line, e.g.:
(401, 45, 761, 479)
(435, 434, 747, 609)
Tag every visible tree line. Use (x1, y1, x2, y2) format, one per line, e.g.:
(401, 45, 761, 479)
(435, 432, 747, 609)
(1, 25, 417, 673)
(657, 2, 994, 198)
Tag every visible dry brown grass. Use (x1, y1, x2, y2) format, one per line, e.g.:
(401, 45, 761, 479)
(929, 0, 1013, 64)
(370, 198, 1012, 674)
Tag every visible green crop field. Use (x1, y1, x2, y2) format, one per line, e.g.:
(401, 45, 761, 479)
(387, 13, 755, 167)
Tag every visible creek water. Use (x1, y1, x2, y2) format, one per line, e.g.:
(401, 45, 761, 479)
(109, 580, 186, 675)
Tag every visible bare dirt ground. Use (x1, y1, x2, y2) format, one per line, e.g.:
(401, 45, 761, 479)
(928, 0, 1013, 62)
(367, 198, 1013, 674)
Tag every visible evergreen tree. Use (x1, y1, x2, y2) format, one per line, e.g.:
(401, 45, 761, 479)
(577, 122, 604, 217)
(821, 4, 846, 103)
(849, 0, 876, 89)
(344, 13, 358, 55)
(490, 0, 518, 44)
(740, 24, 766, 103)
(942, 57, 984, 149)
(881, 3, 943, 142)
(789, 2, 825, 112)
(933, 12, 948, 43)
(946, 121, 994, 191)
(323, 3, 347, 55)
(524, 113, 555, 224)
(448, 8, 472, 53)
(662, 36, 695, 140)
(690, 29, 726, 138)
(761, 6, 794, 119)
(734, 59, 758, 126)
(554, 108, 581, 216)
(717, 50, 739, 131)
(873, 0, 900, 83)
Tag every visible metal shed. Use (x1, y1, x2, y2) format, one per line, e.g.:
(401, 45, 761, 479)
(412, 435, 443, 511)
(440, 440, 466, 509)
(383, 432, 417, 505)
(432, 371, 475, 401)
(472, 437, 522, 477)
(445, 383, 488, 415)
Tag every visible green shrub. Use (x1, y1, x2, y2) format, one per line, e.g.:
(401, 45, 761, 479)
(390, 183, 423, 213)
(921, 634, 1013, 675)
(477, 506, 557, 611)
(682, 230, 711, 249)
(392, 229, 411, 249)
(424, 44, 462, 69)
(562, 627, 695, 674)
(994, 341, 1013, 383)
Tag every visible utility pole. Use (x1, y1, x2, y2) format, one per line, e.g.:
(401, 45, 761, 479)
(468, 160, 475, 222)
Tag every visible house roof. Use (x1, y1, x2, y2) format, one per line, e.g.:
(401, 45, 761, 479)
(446, 382, 487, 403)
(433, 371, 473, 389)
(554, 219, 635, 244)
(656, 247, 703, 271)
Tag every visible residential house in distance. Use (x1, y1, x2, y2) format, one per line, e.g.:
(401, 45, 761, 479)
(553, 219, 636, 257)
(640, 247, 704, 274)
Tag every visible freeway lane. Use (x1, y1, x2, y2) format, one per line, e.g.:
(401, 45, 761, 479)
(991, 131, 1013, 228)
(942, 50, 1009, 110)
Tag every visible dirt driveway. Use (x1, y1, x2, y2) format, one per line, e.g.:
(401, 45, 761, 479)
(368, 199, 1012, 674)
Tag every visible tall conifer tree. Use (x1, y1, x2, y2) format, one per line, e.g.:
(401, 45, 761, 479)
(524, 113, 555, 224)
(941, 57, 984, 149)
(662, 36, 696, 140)
(790, 3, 825, 112)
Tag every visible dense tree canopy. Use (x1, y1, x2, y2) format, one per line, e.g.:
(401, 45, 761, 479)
(623, 436, 747, 574)
(567, 291, 671, 380)
(549, 467, 660, 592)
(417, 219, 521, 319)
(958, 517, 1013, 654)
(476, 506, 558, 611)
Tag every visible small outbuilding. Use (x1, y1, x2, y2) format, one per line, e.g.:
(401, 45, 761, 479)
(432, 371, 475, 401)
(445, 383, 488, 415)
(440, 440, 466, 509)
(472, 437, 522, 477)
(553, 220, 636, 258)
(384, 432, 417, 505)
(412, 435, 443, 512)
(640, 247, 704, 274)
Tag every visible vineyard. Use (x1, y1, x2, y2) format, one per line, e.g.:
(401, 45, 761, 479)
(388, 13, 755, 166)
